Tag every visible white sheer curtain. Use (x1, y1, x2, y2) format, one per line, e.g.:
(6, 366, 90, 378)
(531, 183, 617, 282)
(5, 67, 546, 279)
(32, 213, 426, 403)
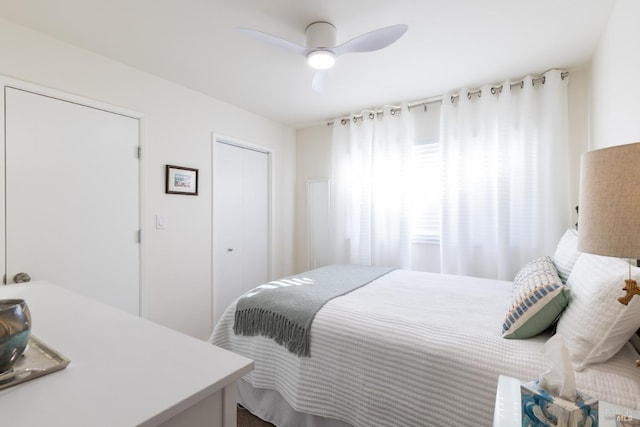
(440, 69, 570, 280)
(329, 106, 412, 268)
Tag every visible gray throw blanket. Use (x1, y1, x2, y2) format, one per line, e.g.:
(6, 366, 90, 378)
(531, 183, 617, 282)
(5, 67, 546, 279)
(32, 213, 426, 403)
(233, 264, 394, 357)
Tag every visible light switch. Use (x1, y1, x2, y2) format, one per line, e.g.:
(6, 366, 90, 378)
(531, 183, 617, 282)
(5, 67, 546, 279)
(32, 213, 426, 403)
(156, 214, 166, 229)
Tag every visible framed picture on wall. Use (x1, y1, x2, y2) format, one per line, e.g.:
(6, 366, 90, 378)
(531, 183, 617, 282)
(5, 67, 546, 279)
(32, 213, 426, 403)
(165, 165, 198, 195)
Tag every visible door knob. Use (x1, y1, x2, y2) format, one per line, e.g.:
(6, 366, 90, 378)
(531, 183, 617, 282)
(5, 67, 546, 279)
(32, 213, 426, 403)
(13, 272, 31, 283)
(227, 248, 234, 252)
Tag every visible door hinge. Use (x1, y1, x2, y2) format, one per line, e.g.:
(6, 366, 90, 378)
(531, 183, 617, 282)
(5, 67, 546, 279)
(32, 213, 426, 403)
(137, 146, 142, 159)
(137, 229, 142, 243)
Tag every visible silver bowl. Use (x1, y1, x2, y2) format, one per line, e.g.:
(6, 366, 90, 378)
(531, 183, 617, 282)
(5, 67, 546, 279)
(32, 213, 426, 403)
(0, 299, 31, 373)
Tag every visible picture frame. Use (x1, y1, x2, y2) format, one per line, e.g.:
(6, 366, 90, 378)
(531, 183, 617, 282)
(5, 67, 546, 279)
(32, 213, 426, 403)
(165, 165, 198, 195)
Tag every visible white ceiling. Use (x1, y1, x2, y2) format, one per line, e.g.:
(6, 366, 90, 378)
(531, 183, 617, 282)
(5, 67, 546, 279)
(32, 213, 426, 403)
(0, 0, 617, 128)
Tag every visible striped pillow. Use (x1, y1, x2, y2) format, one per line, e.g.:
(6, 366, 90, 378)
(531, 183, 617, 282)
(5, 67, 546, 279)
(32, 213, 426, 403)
(502, 256, 570, 339)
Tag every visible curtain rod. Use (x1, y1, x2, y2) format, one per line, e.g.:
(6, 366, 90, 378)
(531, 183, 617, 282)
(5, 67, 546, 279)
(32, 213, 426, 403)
(327, 70, 569, 126)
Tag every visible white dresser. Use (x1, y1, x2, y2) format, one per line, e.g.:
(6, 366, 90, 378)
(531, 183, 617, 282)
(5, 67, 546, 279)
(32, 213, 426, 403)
(0, 282, 253, 427)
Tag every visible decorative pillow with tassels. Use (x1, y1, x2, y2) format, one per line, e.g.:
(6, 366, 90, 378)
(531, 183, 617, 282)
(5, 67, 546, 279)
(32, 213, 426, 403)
(502, 256, 570, 339)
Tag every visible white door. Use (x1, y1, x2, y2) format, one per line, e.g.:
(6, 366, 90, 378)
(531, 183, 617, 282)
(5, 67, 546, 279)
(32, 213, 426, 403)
(5, 87, 140, 315)
(213, 140, 269, 324)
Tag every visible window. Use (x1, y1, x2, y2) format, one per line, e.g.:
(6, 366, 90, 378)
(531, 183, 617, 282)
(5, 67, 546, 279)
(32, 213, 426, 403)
(410, 138, 441, 243)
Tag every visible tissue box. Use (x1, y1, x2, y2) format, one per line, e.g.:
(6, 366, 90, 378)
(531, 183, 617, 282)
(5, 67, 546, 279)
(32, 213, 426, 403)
(521, 379, 598, 427)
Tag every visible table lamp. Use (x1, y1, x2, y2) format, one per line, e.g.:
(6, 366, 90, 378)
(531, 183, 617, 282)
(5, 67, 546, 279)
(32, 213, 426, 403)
(577, 142, 640, 305)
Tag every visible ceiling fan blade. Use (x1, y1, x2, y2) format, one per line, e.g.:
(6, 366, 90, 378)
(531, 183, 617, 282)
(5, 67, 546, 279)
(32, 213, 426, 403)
(312, 70, 329, 93)
(236, 27, 308, 56)
(333, 24, 408, 56)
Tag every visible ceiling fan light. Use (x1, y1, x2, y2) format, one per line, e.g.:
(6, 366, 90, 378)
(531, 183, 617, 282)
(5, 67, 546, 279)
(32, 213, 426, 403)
(307, 50, 335, 70)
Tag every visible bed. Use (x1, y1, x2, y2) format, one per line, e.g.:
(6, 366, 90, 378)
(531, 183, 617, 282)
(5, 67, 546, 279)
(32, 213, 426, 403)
(210, 231, 640, 427)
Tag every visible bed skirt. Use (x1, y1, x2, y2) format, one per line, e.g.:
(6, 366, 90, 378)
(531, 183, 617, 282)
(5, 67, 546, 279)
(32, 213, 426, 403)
(238, 379, 352, 427)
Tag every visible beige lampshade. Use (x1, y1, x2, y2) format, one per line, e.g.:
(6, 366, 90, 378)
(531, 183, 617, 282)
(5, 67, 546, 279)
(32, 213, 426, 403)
(578, 142, 640, 259)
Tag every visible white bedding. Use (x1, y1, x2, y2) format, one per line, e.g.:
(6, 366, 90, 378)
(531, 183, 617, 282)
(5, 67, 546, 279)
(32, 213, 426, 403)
(211, 269, 640, 427)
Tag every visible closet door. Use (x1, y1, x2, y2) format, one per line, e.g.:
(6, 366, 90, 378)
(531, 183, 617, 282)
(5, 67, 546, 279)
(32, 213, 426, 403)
(213, 141, 269, 324)
(4, 87, 140, 315)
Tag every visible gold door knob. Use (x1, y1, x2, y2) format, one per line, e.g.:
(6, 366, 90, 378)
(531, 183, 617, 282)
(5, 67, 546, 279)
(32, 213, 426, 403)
(13, 273, 31, 283)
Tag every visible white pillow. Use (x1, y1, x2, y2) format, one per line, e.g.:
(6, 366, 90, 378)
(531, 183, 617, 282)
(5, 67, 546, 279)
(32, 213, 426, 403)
(556, 253, 640, 370)
(552, 228, 581, 283)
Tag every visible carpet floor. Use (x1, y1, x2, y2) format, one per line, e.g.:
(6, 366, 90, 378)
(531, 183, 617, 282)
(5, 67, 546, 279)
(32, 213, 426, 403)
(237, 406, 275, 427)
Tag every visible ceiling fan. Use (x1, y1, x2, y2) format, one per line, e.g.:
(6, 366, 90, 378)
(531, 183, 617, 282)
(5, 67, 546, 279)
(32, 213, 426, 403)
(237, 22, 408, 92)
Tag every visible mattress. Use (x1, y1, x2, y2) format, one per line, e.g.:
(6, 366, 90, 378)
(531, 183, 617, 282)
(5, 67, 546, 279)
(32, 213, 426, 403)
(211, 269, 640, 427)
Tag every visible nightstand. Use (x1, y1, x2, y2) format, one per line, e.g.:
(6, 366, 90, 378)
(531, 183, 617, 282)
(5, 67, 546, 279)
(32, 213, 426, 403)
(493, 375, 640, 427)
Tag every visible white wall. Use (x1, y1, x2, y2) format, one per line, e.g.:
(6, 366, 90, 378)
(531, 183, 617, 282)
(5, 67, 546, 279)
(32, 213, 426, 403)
(294, 125, 332, 272)
(567, 67, 590, 216)
(0, 18, 296, 340)
(590, 0, 640, 150)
